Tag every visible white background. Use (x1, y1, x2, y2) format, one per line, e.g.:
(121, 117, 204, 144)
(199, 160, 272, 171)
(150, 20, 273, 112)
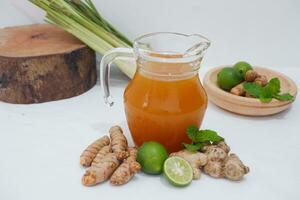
(2, 0, 300, 69)
(0, 1, 299, 200)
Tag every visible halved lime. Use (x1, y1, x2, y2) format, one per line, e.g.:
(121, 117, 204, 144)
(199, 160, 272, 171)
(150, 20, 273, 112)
(163, 156, 193, 187)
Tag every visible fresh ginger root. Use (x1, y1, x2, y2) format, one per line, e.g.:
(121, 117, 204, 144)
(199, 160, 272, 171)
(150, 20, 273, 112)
(109, 126, 129, 160)
(170, 149, 207, 179)
(82, 152, 120, 186)
(80, 136, 110, 167)
(92, 145, 112, 167)
(80, 126, 142, 186)
(223, 153, 250, 181)
(202, 141, 249, 181)
(230, 82, 246, 96)
(203, 142, 228, 162)
(110, 147, 141, 185)
(231, 70, 268, 97)
(254, 75, 268, 86)
(245, 70, 259, 82)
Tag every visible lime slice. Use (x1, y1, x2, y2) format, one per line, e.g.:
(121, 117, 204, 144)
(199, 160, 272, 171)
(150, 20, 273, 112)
(163, 156, 193, 187)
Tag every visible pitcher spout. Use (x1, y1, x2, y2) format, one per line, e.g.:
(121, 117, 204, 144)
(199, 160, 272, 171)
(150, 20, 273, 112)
(184, 34, 211, 58)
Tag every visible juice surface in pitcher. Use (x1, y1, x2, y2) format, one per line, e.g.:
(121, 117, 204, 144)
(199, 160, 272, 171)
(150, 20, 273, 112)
(124, 62, 207, 152)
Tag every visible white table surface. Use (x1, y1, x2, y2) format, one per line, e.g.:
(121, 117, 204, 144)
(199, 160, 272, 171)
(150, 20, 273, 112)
(1, 0, 300, 200)
(0, 66, 299, 200)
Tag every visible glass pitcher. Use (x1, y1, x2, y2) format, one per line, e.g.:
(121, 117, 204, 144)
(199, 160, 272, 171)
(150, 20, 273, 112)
(101, 32, 210, 152)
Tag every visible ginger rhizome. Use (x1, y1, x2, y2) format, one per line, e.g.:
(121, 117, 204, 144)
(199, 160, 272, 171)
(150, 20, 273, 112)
(110, 147, 141, 185)
(92, 145, 112, 166)
(180, 133, 249, 182)
(81, 125, 140, 186)
(80, 136, 110, 167)
(109, 126, 129, 160)
(223, 154, 250, 181)
(82, 152, 120, 186)
(202, 141, 249, 181)
(231, 69, 268, 97)
(170, 149, 207, 179)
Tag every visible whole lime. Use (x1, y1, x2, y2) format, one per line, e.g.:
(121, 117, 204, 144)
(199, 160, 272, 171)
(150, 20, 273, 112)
(217, 67, 243, 91)
(233, 61, 252, 77)
(137, 141, 168, 175)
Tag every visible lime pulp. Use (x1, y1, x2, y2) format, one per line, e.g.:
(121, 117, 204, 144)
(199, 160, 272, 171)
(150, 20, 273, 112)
(163, 156, 193, 187)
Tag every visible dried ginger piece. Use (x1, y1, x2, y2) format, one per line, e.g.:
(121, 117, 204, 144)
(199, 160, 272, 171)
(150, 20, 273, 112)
(110, 147, 141, 185)
(109, 126, 129, 160)
(82, 152, 120, 186)
(80, 136, 110, 167)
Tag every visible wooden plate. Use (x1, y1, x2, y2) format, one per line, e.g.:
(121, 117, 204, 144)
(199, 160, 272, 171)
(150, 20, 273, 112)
(203, 66, 297, 116)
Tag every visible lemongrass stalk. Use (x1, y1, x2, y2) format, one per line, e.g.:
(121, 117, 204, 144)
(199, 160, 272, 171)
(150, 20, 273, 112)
(30, 0, 128, 48)
(48, 0, 129, 48)
(29, 0, 136, 78)
(79, 0, 133, 46)
(46, 5, 136, 78)
(74, 0, 132, 46)
(46, 9, 113, 52)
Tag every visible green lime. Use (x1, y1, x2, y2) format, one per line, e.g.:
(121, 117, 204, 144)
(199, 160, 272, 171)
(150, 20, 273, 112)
(233, 61, 252, 77)
(137, 141, 168, 175)
(163, 156, 193, 187)
(217, 67, 243, 91)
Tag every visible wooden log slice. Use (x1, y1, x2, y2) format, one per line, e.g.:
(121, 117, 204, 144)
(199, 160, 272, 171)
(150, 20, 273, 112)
(0, 24, 97, 104)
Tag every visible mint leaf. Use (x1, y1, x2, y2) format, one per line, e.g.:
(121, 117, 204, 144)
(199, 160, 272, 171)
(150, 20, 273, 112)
(265, 78, 280, 95)
(182, 143, 203, 152)
(273, 93, 294, 101)
(259, 96, 272, 103)
(187, 125, 199, 141)
(243, 77, 292, 103)
(187, 126, 224, 143)
(195, 130, 224, 143)
(259, 87, 273, 103)
(243, 82, 262, 98)
(184, 127, 224, 152)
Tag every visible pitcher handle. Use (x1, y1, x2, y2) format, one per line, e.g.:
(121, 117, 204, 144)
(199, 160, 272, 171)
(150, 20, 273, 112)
(100, 48, 135, 107)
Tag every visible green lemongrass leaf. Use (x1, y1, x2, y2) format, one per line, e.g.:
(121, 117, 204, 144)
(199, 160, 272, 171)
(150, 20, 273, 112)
(29, 0, 135, 77)
(30, 0, 131, 47)
(182, 143, 203, 152)
(52, 0, 129, 47)
(46, 9, 112, 51)
(78, 0, 132, 46)
(70, 0, 110, 31)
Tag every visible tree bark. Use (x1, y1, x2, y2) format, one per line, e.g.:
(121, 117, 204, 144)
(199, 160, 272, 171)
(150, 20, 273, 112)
(0, 24, 97, 104)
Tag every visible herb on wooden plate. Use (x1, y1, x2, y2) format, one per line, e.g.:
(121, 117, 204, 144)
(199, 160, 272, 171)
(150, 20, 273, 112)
(243, 78, 294, 103)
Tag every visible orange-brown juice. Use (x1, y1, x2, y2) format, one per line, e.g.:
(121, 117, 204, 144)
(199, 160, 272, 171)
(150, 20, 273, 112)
(124, 65, 207, 152)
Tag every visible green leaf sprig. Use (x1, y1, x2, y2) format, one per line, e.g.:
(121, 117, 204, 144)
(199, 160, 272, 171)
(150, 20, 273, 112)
(183, 126, 224, 152)
(243, 78, 294, 103)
